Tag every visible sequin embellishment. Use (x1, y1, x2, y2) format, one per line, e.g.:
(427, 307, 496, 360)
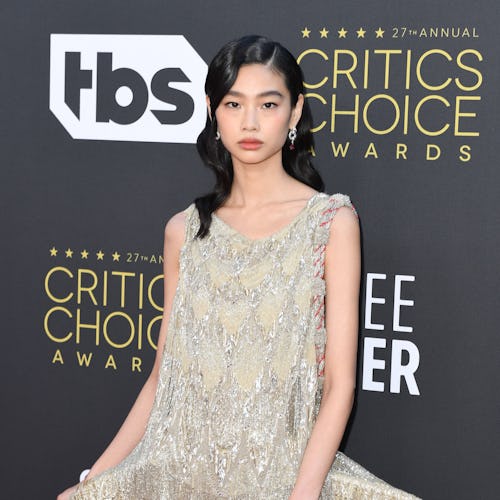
(71, 192, 420, 500)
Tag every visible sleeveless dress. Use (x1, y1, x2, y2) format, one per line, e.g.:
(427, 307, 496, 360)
(71, 192, 420, 499)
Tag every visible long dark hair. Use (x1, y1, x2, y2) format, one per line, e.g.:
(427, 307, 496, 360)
(194, 35, 325, 238)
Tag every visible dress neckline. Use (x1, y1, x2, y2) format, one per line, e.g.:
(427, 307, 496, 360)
(211, 191, 324, 244)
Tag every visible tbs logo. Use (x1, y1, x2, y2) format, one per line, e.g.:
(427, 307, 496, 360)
(50, 34, 207, 143)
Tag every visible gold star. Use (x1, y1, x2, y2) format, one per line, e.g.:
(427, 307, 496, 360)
(375, 27, 385, 38)
(96, 250, 105, 261)
(301, 27, 311, 38)
(81, 250, 89, 259)
(112, 251, 121, 262)
(338, 27, 348, 38)
(356, 27, 366, 38)
(319, 27, 329, 38)
(49, 246, 58, 257)
(65, 248, 74, 258)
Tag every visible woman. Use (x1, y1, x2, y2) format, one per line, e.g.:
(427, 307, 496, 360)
(58, 35, 420, 499)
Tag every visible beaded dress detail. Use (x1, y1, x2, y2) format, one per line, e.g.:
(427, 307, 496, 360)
(71, 192, 420, 499)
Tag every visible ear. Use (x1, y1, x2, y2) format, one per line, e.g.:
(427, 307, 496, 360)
(289, 93, 304, 129)
(206, 95, 213, 121)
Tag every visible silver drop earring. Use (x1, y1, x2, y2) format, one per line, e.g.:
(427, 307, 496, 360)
(215, 130, 221, 140)
(288, 127, 297, 150)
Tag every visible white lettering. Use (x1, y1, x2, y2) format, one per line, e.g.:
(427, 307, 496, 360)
(365, 273, 386, 330)
(362, 337, 386, 392)
(393, 275, 415, 332)
(390, 340, 420, 395)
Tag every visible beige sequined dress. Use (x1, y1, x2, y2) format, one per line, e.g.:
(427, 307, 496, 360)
(71, 192, 420, 499)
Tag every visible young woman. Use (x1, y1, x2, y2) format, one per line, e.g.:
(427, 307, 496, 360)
(58, 35, 420, 499)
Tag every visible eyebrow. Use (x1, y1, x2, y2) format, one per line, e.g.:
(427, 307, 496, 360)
(225, 90, 285, 99)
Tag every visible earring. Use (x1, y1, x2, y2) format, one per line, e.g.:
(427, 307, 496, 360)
(288, 127, 297, 150)
(215, 130, 221, 140)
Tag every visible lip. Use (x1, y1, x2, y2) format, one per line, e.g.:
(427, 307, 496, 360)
(238, 138, 263, 150)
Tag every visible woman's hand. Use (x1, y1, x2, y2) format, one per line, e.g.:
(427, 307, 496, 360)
(56, 483, 79, 500)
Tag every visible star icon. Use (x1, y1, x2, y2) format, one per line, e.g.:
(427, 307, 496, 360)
(375, 27, 385, 38)
(49, 246, 58, 257)
(301, 27, 311, 38)
(65, 248, 74, 258)
(356, 27, 366, 38)
(338, 27, 348, 38)
(319, 27, 329, 38)
(112, 251, 121, 262)
(96, 250, 105, 261)
(81, 250, 89, 259)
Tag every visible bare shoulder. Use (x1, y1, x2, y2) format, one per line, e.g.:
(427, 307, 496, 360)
(324, 202, 361, 280)
(330, 203, 360, 236)
(164, 207, 189, 252)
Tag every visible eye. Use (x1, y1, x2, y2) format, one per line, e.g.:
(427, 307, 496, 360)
(225, 101, 240, 109)
(262, 102, 277, 109)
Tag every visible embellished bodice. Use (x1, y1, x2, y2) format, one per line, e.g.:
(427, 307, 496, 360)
(142, 192, 358, 496)
(71, 192, 420, 499)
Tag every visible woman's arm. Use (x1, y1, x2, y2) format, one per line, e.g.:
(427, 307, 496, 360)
(59, 211, 186, 496)
(84, 211, 186, 479)
(290, 206, 361, 500)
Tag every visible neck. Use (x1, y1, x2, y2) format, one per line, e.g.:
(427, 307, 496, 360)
(228, 156, 294, 207)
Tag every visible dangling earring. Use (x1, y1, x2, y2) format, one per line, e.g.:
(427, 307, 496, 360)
(215, 130, 221, 141)
(288, 127, 297, 150)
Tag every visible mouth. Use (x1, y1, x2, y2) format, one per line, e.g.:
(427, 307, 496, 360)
(238, 139, 263, 150)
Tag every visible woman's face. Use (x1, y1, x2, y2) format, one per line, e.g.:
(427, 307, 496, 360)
(213, 63, 303, 167)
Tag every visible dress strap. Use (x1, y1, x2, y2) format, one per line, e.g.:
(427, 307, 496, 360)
(314, 193, 358, 247)
(311, 193, 359, 378)
(182, 202, 199, 243)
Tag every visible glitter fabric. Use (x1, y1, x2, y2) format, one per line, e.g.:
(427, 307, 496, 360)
(71, 192, 420, 499)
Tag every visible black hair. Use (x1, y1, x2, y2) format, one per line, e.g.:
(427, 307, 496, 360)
(194, 34, 325, 238)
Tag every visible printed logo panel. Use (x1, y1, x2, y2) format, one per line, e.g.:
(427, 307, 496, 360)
(50, 34, 208, 143)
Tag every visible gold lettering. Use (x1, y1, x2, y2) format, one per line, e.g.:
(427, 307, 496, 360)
(76, 351, 93, 367)
(103, 311, 135, 348)
(105, 354, 117, 370)
(405, 50, 412, 90)
(147, 316, 162, 350)
(364, 142, 378, 158)
(296, 49, 329, 89)
(45, 266, 73, 303)
(456, 50, 483, 91)
(333, 50, 357, 89)
(373, 50, 402, 89)
(52, 349, 64, 364)
(363, 50, 369, 89)
(137, 313, 143, 350)
(331, 142, 350, 158)
(77, 268, 98, 305)
(44, 306, 73, 342)
(111, 271, 135, 308)
(102, 270, 108, 307)
(305, 93, 327, 132)
(459, 144, 471, 162)
(396, 143, 408, 159)
(416, 49, 452, 90)
(426, 144, 441, 160)
(132, 357, 142, 372)
(414, 95, 450, 136)
(454, 96, 480, 136)
(76, 308, 100, 345)
(331, 94, 359, 133)
(148, 275, 164, 312)
(363, 94, 400, 135)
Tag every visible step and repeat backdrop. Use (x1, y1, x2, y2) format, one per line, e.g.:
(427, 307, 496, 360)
(2, 1, 499, 499)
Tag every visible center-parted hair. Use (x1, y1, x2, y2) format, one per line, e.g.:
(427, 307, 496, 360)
(194, 35, 325, 238)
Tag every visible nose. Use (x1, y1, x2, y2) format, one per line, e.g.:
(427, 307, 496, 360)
(241, 106, 259, 131)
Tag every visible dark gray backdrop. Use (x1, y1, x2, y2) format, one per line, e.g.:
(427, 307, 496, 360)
(1, 1, 499, 499)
